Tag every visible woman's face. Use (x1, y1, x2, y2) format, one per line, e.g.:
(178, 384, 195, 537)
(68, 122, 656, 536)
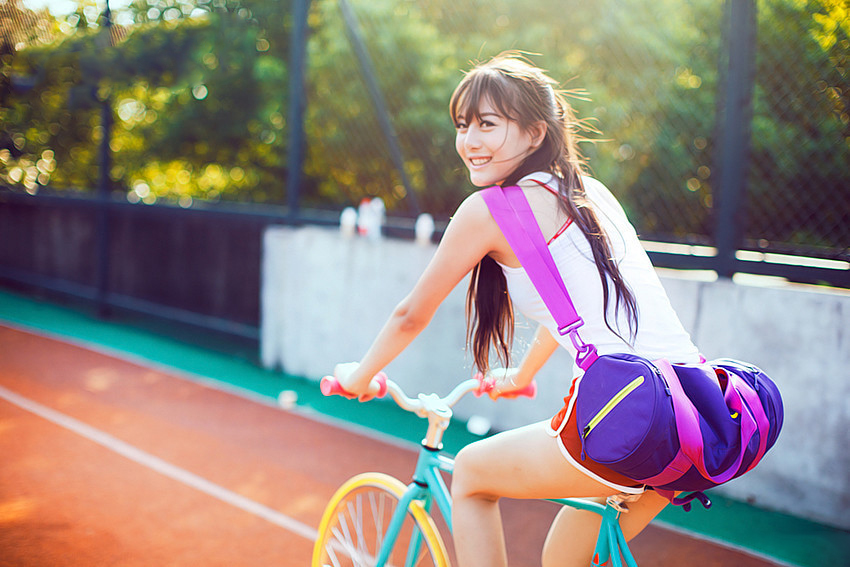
(455, 98, 538, 187)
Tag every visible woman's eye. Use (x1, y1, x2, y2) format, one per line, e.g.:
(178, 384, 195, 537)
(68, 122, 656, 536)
(455, 122, 468, 130)
(480, 120, 495, 128)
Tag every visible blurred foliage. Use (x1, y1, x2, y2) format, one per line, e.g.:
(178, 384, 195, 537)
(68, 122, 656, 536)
(0, 0, 847, 255)
(1, 0, 291, 202)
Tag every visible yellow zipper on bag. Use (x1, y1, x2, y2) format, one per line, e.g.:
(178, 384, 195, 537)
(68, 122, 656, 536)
(583, 375, 645, 438)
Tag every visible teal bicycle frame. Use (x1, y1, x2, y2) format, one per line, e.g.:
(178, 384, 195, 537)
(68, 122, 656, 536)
(370, 379, 640, 567)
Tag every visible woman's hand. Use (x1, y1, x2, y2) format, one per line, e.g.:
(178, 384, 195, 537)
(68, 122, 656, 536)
(333, 362, 385, 401)
(481, 367, 527, 400)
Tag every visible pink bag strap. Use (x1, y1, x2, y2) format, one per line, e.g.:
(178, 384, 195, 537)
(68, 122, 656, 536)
(481, 185, 598, 370)
(725, 371, 771, 474)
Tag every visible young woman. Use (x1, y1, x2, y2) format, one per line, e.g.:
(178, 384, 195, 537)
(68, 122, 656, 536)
(333, 52, 701, 567)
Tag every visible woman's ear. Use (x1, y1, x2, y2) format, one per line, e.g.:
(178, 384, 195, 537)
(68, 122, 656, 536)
(529, 121, 548, 149)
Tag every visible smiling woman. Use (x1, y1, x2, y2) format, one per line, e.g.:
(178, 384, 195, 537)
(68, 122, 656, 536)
(327, 52, 706, 567)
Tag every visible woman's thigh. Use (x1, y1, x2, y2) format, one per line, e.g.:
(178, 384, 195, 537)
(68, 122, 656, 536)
(451, 420, 615, 501)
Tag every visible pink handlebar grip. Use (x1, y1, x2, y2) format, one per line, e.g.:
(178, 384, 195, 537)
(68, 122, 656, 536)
(320, 372, 388, 400)
(320, 376, 349, 397)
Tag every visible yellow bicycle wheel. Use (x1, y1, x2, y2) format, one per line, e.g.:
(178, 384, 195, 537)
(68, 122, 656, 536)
(312, 472, 450, 567)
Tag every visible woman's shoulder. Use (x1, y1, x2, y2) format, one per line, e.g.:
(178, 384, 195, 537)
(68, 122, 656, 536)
(458, 187, 491, 212)
(461, 186, 513, 216)
(451, 189, 502, 235)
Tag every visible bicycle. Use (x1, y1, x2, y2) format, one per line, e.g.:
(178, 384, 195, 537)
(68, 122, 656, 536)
(312, 375, 640, 567)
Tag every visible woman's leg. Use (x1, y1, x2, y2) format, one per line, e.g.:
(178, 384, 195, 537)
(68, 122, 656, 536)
(541, 491, 670, 567)
(451, 420, 615, 567)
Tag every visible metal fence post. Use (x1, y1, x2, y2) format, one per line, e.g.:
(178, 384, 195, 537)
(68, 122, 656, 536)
(96, 0, 113, 316)
(286, 0, 311, 220)
(714, 0, 757, 278)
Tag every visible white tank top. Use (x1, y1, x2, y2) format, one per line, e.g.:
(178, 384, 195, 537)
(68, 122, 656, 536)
(496, 172, 700, 374)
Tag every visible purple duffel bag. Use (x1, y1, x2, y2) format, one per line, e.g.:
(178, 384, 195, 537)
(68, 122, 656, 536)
(575, 355, 784, 508)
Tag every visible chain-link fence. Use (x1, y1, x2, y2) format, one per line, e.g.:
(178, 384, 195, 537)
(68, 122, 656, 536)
(2, 0, 848, 284)
(745, 0, 849, 258)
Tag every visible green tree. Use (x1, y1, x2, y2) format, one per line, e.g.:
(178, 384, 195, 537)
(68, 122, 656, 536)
(109, 0, 294, 203)
(1, 0, 85, 192)
(2, 0, 293, 203)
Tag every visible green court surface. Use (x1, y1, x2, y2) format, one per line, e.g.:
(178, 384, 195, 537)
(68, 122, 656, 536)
(0, 288, 846, 567)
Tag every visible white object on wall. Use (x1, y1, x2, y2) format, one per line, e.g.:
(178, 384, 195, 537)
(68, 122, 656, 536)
(415, 213, 435, 246)
(340, 207, 357, 238)
(357, 198, 385, 241)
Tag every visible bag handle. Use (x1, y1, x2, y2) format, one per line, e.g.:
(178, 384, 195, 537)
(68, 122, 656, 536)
(481, 185, 598, 370)
(724, 371, 771, 474)
(655, 360, 767, 484)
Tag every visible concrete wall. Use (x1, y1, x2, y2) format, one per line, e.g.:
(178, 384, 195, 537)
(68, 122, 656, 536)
(261, 226, 850, 530)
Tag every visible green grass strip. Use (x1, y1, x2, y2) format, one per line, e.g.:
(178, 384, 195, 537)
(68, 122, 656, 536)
(1, 288, 847, 566)
(656, 492, 849, 566)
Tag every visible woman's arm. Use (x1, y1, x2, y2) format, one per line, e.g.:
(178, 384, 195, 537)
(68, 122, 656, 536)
(486, 325, 559, 397)
(335, 192, 504, 395)
(517, 325, 560, 383)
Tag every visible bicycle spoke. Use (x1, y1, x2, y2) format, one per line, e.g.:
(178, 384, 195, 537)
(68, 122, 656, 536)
(325, 543, 342, 567)
(329, 525, 356, 562)
(331, 518, 369, 566)
(352, 495, 369, 558)
(369, 490, 386, 555)
(335, 514, 355, 556)
(344, 499, 367, 563)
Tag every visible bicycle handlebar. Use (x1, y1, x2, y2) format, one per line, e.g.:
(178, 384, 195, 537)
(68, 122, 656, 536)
(319, 374, 536, 410)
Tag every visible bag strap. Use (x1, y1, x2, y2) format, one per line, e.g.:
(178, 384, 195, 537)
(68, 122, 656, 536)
(481, 185, 598, 370)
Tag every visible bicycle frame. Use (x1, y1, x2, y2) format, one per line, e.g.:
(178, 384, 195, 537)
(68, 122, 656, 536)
(321, 377, 639, 567)
(376, 443, 637, 567)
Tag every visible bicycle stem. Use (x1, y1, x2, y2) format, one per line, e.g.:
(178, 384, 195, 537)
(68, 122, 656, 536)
(419, 393, 453, 449)
(385, 379, 480, 450)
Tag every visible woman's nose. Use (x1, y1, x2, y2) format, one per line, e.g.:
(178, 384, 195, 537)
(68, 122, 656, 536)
(463, 127, 482, 150)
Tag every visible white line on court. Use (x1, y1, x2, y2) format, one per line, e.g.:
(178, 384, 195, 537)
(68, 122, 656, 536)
(0, 384, 319, 542)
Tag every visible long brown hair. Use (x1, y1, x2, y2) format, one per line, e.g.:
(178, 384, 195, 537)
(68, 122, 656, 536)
(451, 53, 639, 374)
